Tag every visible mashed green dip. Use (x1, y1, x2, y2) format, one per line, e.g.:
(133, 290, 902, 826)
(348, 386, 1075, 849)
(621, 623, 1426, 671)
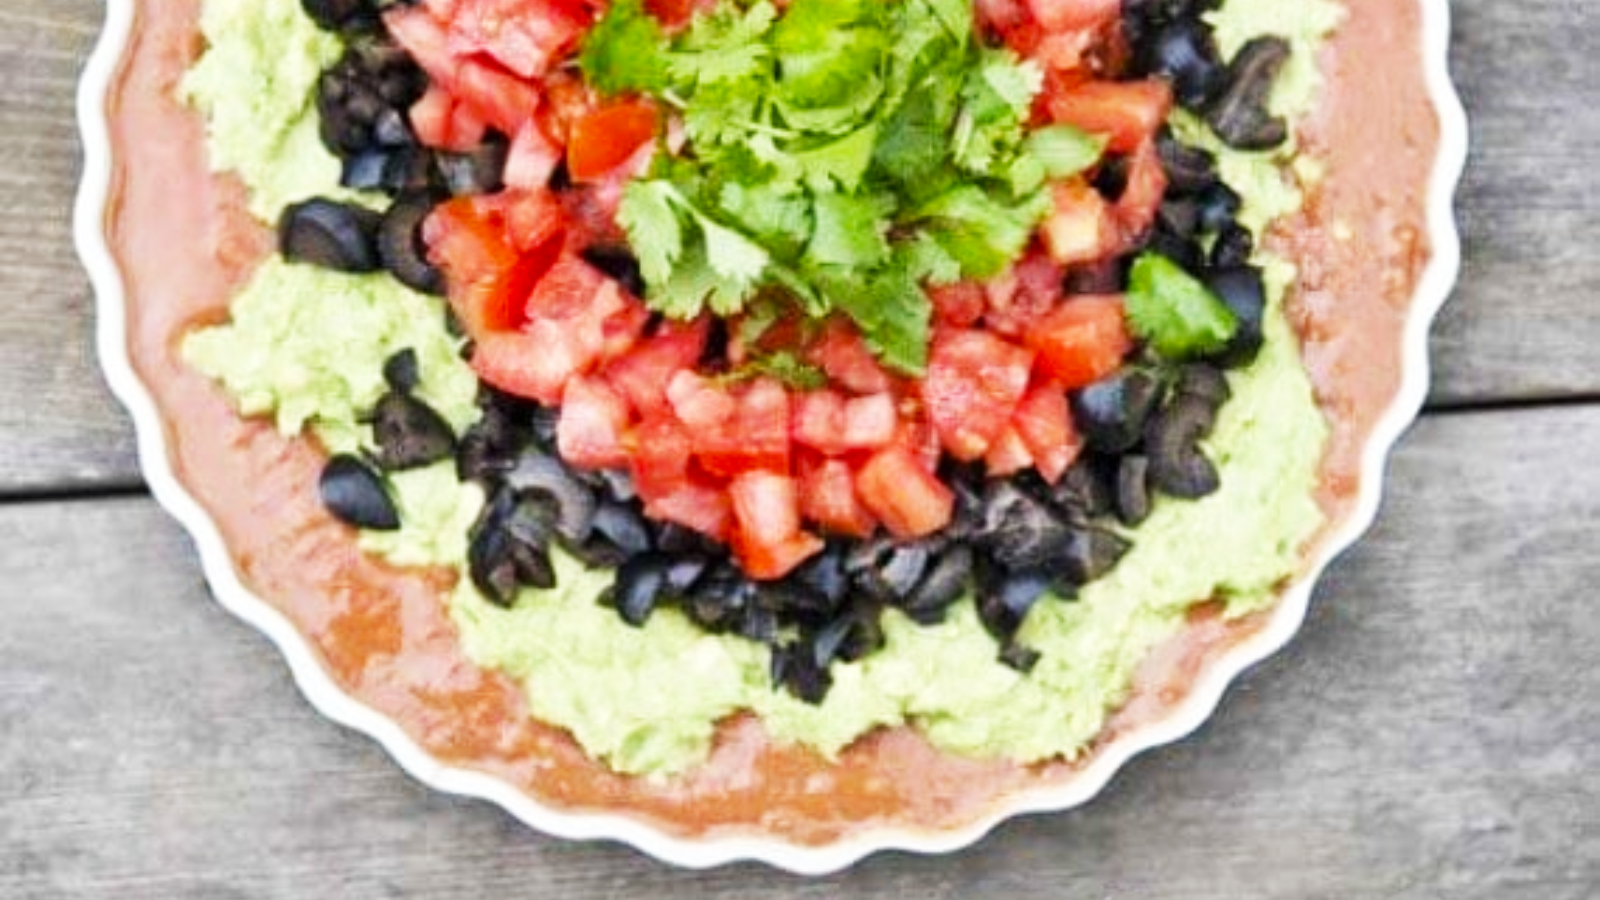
(182, 0, 1340, 777)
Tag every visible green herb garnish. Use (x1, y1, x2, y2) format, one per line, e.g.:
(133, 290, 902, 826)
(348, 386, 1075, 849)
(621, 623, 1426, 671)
(1125, 252, 1239, 359)
(584, 0, 1103, 374)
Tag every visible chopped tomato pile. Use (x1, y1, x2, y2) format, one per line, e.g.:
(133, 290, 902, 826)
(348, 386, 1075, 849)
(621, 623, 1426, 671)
(392, 0, 1170, 580)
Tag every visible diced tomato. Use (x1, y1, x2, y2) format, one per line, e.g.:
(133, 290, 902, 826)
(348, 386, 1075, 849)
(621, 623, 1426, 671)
(557, 377, 632, 470)
(856, 447, 955, 540)
(645, 481, 733, 542)
(895, 412, 944, 474)
(628, 413, 693, 498)
(1043, 79, 1173, 154)
(985, 251, 1065, 336)
(929, 281, 986, 328)
(1025, 0, 1119, 32)
(985, 424, 1035, 477)
(525, 252, 608, 319)
(1041, 179, 1121, 266)
(791, 389, 848, 455)
(841, 393, 897, 451)
(409, 86, 458, 150)
(604, 318, 709, 413)
(441, 0, 591, 80)
(386, 9, 542, 136)
(921, 329, 1036, 461)
(807, 320, 892, 394)
(800, 459, 878, 538)
(595, 292, 652, 363)
(729, 472, 822, 580)
(696, 378, 792, 477)
(1032, 27, 1097, 73)
(567, 101, 659, 183)
(1116, 138, 1169, 242)
(1012, 380, 1082, 483)
(469, 329, 577, 404)
(504, 120, 565, 190)
(666, 371, 737, 430)
(503, 188, 566, 254)
(1025, 295, 1133, 390)
(426, 198, 550, 337)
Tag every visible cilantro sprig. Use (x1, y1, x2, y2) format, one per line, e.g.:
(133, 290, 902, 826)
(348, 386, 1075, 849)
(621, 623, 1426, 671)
(582, 0, 1105, 374)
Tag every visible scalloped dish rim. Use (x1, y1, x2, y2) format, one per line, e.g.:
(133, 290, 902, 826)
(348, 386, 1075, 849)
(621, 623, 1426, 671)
(74, 0, 1468, 875)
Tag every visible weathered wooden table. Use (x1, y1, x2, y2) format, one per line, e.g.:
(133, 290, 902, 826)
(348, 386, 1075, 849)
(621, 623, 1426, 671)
(3, 2, 1596, 897)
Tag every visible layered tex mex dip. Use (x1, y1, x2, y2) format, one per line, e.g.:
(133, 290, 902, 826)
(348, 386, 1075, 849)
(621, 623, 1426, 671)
(103, 0, 1439, 843)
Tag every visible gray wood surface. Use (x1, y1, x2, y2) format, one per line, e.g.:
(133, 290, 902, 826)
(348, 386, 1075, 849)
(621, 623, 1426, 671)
(2, 0, 1597, 896)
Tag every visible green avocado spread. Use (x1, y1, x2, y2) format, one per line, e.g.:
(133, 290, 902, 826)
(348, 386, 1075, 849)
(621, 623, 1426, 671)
(182, 0, 1342, 777)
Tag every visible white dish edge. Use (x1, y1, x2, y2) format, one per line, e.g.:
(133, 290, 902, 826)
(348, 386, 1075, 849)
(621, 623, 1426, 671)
(74, 0, 1468, 875)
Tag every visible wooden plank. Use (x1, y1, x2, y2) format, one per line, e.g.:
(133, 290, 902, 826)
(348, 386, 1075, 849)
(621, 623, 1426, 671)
(2, 404, 1596, 898)
(0, 2, 138, 492)
(0, 0, 1593, 491)
(1428, 0, 1600, 406)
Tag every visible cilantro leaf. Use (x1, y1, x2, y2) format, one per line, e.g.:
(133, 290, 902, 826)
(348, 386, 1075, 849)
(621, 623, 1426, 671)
(806, 192, 892, 269)
(618, 180, 684, 289)
(1125, 252, 1240, 359)
(1024, 124, 1108, 179)
(579, 0, 670, 95)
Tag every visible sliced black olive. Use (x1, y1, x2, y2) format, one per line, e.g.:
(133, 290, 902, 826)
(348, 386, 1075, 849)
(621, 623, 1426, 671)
(437, 135, 510, 197)
(1158, 197, 1201, 240)
(850, 539, 932, 602)
(467, 525, 521, 607)
(663, 554, 712, 596)
(501, 450, 598, 545)
(1205, 266, 1267, 368)
(579, 246, 647, 297)
(653, 521, 718, 556)
(1064, 259, 1125, 296)
(378, 192, 445, 295)
(771, 643, 831, 704)
(610, 554, 670, 627)
(686, 562, 754, 632)
(978, 482, 1076, 573)
(976, 568, 1053, 640)
(1146, 395, 1222, 499)
(382, 348, 420, 394)
(1057, 526, 1132, 585)
(319, 453, 400, 530)
(280, 199, 382, 273)
(1071, 369, 1164, 455)
(738, 604, 781, 644)
(900, 544, 974, 625)
(501, 491, 558, 551)
(813, 608, 885, 667)
(511, 541, 557, 590)
(1155, 127, 1218, 194)
(1115, 454, 1153, 527)
(590, 501, 653, 558)
(792, 544, 850, 610)
(301, 0, 373, 34)
(371, 391, 457, 470)
(1142, 19, 1226, 108)
(371, 107, 413, 149)
(341, 150, 393, 192)
(1174, 362, 1231, 408)
(1195, 182, 1243, 234)
(583, 469, 633, 504)
(382, 147, 442, 195)
(1049, 457, 1115, 519)
(1206, 36, 1292, 151)
(1144, 227, 1206, 274)
(998, 641, 1042, 674)
(1210, 222, 1255, 269)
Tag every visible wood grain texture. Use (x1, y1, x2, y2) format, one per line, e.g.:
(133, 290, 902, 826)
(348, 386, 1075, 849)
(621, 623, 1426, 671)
(0, 0, 1591, 491)
(1429, 0, 1600, 407)
(3, 404, 1597, 898)
(0, 1, 139, 493)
